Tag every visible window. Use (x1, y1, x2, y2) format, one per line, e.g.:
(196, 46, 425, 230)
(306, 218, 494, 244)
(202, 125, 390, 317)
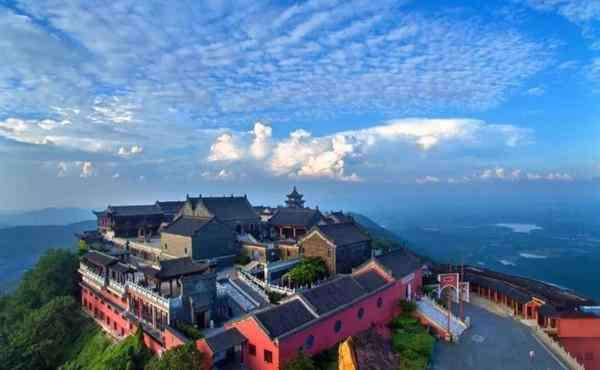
(358, 307, 365, 319)
(248, 343, 256, 356)
(164, 243, 168, 250)
(334, 320, 342, 333)
(377, 297, 383, 308)
(184, 248, 188, 255)
(585, 352, 594, 361)
(305, 335, 315, 349)
(264, 349, 273, 363)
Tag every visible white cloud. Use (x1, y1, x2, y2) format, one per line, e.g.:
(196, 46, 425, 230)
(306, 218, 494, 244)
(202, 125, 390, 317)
(249, 122, 272, 160)
(117, 145, 144, 157)
(206, 118, 532, 181)
(416, 176, 440, 184)
(57, 162, 68, 177)
(79, 161, 94, 178)
(201, 168, 234, 181)
(208, 133, 244, 162)
(526, 86, 545, 96)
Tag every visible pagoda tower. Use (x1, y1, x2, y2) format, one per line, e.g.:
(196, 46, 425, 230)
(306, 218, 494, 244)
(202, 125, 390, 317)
(285, 186, 305, 208)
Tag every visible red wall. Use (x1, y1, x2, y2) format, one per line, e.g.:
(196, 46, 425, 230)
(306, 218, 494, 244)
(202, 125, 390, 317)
(229, 267, 422, 370)
(81, 286, 133, 339)
(227, 317, 281, 370)
(196, 339, 215, 370)
(557, 317, 600, 370)
(82, 286, 167, 356)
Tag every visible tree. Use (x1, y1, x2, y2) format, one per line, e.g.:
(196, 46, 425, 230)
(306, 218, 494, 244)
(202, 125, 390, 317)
(78, 240, 89, 256)
(145, 342, 205, 370)
(283, 351, 316, 370)
(13, 249, 79, 311)
(3, 296, 85, 370)
(286, 257, 328, 286)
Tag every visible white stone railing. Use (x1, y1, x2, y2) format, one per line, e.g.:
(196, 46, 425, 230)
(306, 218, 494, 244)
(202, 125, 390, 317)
(238, 268, 296, 297)
(417, 296, 468, 341)
(532, 326, 585, 370)
(79, 265, 107, 289)
(126, 281, 170, 310)
(108, 279, 126, 296)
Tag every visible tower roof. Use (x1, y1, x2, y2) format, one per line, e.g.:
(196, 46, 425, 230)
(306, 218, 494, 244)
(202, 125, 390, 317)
(286, 186, 303, 199)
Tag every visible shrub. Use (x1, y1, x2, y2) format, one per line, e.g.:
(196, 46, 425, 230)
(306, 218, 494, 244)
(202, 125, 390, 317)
(283, 351, 316, 370)
(398, 299, 417, 315)
(236, 254, 252, 266)
(145, 342, 205, 370)
(173, 321, 203, 341)
(267, 290, 285, 305)
(286, 257, 328, 287)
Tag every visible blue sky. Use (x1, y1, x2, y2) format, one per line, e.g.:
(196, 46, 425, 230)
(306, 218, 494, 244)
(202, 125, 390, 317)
(0, 0, 599, 210)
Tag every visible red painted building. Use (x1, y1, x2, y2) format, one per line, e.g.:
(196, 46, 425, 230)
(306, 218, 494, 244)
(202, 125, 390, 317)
(79, 250, 213, 355)
(225, 249, 423, 370)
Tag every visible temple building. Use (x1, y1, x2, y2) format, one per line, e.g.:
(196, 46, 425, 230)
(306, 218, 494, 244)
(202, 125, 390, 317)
(299, 222, 372, 274)
(160, 216, 237, 262)
(226, 249, 423, 370)
(285, 186, 305, 208)
(79, 250, 216, 349)
(269, 207, 325, 240)
(176, 194, 260, 234)
(94, 204, 165, 239)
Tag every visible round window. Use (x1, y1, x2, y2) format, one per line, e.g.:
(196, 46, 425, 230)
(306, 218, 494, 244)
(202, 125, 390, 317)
(334, 320, 342, 333)
(305, 335, 315, 349)
(377, 297, 383, 308)
(358, 307, 365, 319)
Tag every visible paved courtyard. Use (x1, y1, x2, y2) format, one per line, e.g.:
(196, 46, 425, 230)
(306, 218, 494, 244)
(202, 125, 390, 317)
(430, 303, 566, 370)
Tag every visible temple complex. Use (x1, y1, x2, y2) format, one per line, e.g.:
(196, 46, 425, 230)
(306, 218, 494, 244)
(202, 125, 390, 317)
(78, 186, 600, 370)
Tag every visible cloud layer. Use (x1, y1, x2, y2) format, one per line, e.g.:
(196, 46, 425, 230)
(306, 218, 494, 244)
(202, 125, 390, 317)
(206, 119, 533, 181)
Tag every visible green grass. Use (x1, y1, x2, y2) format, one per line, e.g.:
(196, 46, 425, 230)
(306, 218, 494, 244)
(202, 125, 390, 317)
(60, 326, 111, 370)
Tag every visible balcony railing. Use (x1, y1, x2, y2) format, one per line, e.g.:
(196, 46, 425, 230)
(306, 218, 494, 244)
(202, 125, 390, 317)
(127, 281, 170, 310)
(79, 265, 107, 289)
(108, 279, 126, 296)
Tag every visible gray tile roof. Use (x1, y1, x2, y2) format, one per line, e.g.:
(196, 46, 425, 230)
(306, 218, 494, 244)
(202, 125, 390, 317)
(107, 204, 163, 216)
(162, 216, 213, 237)
(252, 267, 391, 339)
(205, 328, 246, 354)
(156, 257, 209, 279)
(188, 196, 259, 222)
(315, 222, 370, 246)
(353, 270, 389, 292)
(254, 298, 316, 338)
(156, 201, 185, 215)
(83, 250, 118, 267)
(375, 248, 422, 279)
(300, 275, 367, 315)
(269, 207, 323, 227)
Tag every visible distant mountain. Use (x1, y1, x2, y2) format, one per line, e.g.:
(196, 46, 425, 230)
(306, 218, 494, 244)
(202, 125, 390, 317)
(0, 220, 96, 293)
(0, 207, 94, 227)
(351, 212, 403, 240)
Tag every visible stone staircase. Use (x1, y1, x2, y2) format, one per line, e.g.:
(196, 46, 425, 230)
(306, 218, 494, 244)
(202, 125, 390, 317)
(416, 296, 468, 340)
